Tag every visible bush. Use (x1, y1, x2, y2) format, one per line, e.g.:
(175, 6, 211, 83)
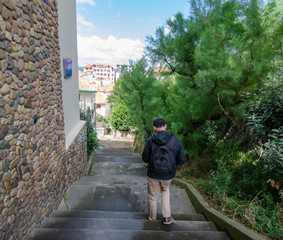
(96, 114, 108, 123)
(109, 102, 133, 131)
(197, 180, 283, 239)
(80, 110, 99, 155)
(196, 140, 282, 200)
(180, 138, 283, 239)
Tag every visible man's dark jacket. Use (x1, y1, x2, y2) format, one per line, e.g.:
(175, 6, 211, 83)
(142, 130, 186, 180)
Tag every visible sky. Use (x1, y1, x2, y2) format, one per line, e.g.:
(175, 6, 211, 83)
(76, 0, 190, 67)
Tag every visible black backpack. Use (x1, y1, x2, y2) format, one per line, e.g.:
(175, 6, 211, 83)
(149, 137, 176, 175)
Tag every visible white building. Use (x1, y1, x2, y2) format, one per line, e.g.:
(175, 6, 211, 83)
(83, 63, 116, 84)
(78, 72, 99, 113)
(78, 72, 114, 119)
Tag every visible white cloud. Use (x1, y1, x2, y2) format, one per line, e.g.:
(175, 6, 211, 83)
(164, 25, 170, 35)
(76, 0, 96, 6)
(107, 0, 113, 8)
(77, 34, 144, 66)
(77, 14, 94, 28)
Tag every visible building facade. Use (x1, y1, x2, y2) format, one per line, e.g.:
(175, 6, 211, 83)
(83, 63, 115, 84)
(0, 1, 87, 239)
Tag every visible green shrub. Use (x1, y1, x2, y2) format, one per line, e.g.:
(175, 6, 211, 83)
(262, 128, 283, 185)
(198, 177, 283, 239)
(80, 110, 99, 155)
(189, 139, 283, 239)
(96, 114, 108, 123)
(109, 102, 133, 131)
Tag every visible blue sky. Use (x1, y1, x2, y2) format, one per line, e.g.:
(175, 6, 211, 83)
(76, 0, 190, 66)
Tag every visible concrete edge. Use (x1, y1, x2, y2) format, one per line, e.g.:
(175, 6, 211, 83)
(173, 179, 265, 240)
(65, 120, 86, 150)
(87, 150, 95, 175)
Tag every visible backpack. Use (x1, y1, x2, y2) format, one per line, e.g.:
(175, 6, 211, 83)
(149, 137, 176, 175)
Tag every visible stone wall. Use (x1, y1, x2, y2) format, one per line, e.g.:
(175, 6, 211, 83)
(0, 1, 87, 239)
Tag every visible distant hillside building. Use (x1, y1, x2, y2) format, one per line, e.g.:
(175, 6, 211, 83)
(78, 71, 99, 112)
(78, 72, 114, 119)
(83, 63, 115, 84)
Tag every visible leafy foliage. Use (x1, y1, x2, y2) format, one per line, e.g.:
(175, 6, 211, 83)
(109, 101, 133, 131)
(146, 0, 282, 155)
(80, 110, 99, 155)
(111, 58, 163, 136)
(242, 73, 283, 184)
(96, 114, 108, 123)
(263, 128, 283, 185)
(198, 177, 283, 239)
(243, 86, 283, 143)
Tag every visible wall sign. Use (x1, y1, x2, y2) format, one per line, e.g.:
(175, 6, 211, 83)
(64, 58, 72, 78)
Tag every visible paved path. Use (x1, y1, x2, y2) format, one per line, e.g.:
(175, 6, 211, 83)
(30, 138, 229, 240)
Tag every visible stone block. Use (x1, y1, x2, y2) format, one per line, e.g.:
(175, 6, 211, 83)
(0, 49, 6, 59)
(1, 6, 10, 20)
(0, 59, 8, 72)
(4, 134, 13, 142)
(4, 104, 10, 114)
(0, 140, 10, 149)
(22, 172, 31, 181)
(10, 187, 17, 197)
(0, 126, 9, 140)
(1, 83, 9, 95)
(2, 0, 16, 10)
(7, 214, 15, 225)
(4, 180, 11, 194)
(9, 157, 20, 170)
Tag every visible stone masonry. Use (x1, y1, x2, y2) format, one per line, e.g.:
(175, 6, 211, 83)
(0, 1, 87, 239)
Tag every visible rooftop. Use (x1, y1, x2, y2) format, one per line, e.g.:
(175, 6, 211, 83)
(98, 84, 114, 93)
(79, 74, 99, 92)
(96, 92, 108, 104)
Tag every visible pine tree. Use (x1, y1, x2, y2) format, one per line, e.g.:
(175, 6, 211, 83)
(146, 0, 281, 154)
(117, 58, 162, 136)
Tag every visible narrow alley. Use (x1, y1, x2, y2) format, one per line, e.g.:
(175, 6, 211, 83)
(30, 138, 229, 240)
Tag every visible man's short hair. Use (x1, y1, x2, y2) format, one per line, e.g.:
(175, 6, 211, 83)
(153, 118, 166, 128)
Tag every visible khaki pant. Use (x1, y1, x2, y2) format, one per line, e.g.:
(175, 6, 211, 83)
(147, 176, 172, 220)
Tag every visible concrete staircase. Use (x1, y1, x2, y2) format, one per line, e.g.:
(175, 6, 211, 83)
(30, 139, 230, 240)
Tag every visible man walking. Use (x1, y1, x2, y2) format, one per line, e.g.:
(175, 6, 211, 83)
(142, 118, 186, 224)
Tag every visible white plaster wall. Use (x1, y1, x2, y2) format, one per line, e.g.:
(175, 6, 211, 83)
(96, 104, 106, 117)
(79, 92, 95, 111)
(58, 0, 82, 148)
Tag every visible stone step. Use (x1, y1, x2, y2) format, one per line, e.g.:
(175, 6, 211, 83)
(95, 149, 136, 156)
(90, 162, 146, 176)
(50, 210, 206, 221)
(74, 180, 148, 186)
(78, 175, 147, 183)
(30, 229, 230, 240)
(74, 176, 147, 186)
(64, 183, 195, 214)
(94, 155, 142, 163)
(40, 218, 217, 231)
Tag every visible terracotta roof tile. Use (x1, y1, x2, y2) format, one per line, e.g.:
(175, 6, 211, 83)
(78, 76, 99, 92)
(95, 93, 108, 104)
(98, 84, 114, 92)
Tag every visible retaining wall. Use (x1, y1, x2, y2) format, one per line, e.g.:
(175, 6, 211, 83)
(0, 1, 87, 239)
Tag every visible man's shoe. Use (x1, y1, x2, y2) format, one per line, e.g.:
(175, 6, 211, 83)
(163, 216, 174, 225)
